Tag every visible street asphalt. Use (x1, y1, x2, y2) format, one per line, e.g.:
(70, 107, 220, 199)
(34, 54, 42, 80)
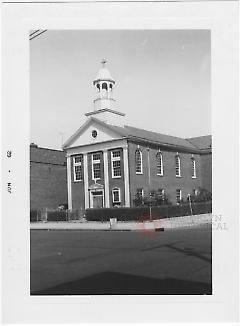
(30, 225, 212, 295)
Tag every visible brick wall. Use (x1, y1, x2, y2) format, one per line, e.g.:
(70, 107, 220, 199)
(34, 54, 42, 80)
(71, 154, 85, 210)
(30, 147, 68, 210)
(200, 153, 212, 192)
(128, 141, 202, 205)
(108, 148, 125, 207)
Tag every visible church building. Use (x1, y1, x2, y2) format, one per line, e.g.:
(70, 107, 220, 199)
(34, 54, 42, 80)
(63, 60, 212, 210)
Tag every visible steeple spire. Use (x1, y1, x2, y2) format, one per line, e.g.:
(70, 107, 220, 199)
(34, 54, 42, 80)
(85, 60, 125, 127)
(93, 60, 115, 111)
(101, 58, 107, 67)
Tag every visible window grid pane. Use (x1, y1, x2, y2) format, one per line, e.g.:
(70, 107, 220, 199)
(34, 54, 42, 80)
(176, 189, 181, 202)
(191, 158, 196, 177)
(113, 160, 121, 177)
(93, 163, 101, 179)
(74, 156, 82, 164)
(135, 150, 142, 173)
(113, 189, 120, 203)
(112, 150, 121, 158)
(74, 165, 82, 180)
(156, 152, 163, 175)
(93, 153, 101, 161)
(175, 155, 181, 176)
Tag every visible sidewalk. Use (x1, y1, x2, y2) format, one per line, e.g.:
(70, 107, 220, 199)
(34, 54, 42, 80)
(30, 213, 212, 231)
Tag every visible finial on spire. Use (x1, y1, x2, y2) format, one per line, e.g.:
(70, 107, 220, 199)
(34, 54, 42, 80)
(101, 58, 107, 67)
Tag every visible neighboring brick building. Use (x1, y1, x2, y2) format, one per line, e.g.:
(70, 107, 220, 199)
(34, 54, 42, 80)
(30, 144, 68, 210)
(63, 61, 212, 210)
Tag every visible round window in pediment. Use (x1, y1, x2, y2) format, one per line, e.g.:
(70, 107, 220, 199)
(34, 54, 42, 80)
(92, 130, 98, 138)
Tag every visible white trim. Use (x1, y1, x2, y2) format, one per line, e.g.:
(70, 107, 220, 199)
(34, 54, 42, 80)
(135, 148, 143, 174)
(90, 189, 105, 208)
(156, 151, 164, 176)
(91, 152, 101, 181)
(191, 157, 197, 178)
(66, 155, 72, 210)
(66, 138, 128, 156)
(123, 146, 130, 207)
(83, 153, 89, 209)
(111, 149, 121, 178)
(103, 150, 110, 208)
(112, 188, 121, 204)
(176, 189, 182, 202)
(73, 155, 83, 182)
(175, 154, 181, 177)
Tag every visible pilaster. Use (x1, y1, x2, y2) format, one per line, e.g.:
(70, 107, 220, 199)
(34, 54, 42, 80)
(83, 153, 89, 209)
(103, 149, 110, 207)
(123, 146, 130, 207)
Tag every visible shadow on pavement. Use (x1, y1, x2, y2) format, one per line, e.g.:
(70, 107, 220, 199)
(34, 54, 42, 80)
(32, 271, 212, 295)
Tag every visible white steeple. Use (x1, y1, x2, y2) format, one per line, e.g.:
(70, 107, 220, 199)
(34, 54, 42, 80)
(85, 59, 126, 127)
(93, 58, 116, 111)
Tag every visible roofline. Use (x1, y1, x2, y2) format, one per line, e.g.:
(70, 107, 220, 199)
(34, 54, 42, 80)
(127, 136, 201, 153)
(62, 116, 126, 149)
(30, 146, 65, 153)
(93, 79, 115, 84)
(63, 137, 127, 151)
(85, 108, 125, 117)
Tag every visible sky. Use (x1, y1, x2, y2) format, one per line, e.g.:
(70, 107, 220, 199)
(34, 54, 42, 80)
(30, 30, 211, 150)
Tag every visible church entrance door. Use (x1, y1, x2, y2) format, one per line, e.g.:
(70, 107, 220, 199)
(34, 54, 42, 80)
(91, 191, 104, 208)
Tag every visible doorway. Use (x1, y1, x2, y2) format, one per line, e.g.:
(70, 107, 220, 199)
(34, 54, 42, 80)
(91, 190, 104, 208)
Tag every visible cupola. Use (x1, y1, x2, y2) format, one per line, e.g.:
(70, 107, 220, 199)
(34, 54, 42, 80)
(85, 59, 126, 127)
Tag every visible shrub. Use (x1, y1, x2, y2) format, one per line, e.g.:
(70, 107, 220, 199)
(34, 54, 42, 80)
(133, 189, 172, 207)
(192, 188, 212, 202)
(85, 201, 212, 222)
(47, 210, 67, 221)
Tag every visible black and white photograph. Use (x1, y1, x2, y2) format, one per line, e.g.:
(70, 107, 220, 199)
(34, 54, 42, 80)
(30, 29, 212, 295)
(1, 1, 238, 323)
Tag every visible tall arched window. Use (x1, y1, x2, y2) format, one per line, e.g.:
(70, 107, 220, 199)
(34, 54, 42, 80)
(135, 148, 143, 174)
(175, 154, 181, 177)
(191, 157, 196, 178)
(156, 151, 163, 176)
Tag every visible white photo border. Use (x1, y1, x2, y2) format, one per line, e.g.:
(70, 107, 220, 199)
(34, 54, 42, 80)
(1, 1, 239, 323)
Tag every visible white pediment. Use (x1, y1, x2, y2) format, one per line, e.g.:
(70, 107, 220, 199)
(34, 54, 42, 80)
(64, 118, 123, 148)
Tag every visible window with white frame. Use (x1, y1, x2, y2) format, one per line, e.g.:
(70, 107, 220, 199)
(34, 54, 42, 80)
(92, 152, 101, 180)
(175, 154, 181, 177)
(156, 151, 163, 175)
(73, 155, 83, 181)
(191, 157, 196, 178)
(176, 189, 182, 203)
(135, 148, 143, 174)
(111, 150, 121, 178)
(112, 188, 121, 204)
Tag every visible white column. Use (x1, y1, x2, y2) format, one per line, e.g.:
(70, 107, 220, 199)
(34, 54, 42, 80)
(123, 146, 130, 207)
(103, 149, 110, 207)
(66, 154, 72, 210)
(83, 153, 89, 209)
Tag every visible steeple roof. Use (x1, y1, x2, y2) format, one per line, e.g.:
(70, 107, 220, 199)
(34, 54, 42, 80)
(93, 59, 115, 83)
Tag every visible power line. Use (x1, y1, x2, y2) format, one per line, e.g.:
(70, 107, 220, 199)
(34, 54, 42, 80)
(30, 29, 47, 41)
(29, 29, 40, 37)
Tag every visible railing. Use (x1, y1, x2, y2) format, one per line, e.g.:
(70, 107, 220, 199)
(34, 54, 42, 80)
(30, 208, 85, 222)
